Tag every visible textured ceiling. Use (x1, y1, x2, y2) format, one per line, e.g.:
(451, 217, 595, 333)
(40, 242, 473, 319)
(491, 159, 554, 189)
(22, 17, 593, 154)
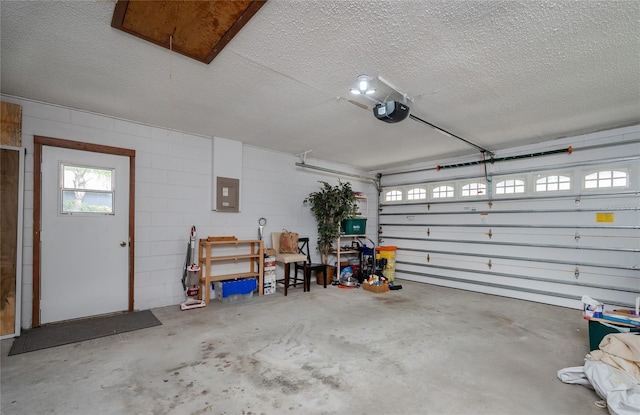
(1, 1, 639, 171)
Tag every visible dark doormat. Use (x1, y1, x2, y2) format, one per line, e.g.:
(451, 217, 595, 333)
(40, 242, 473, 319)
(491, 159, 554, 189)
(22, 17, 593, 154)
(8, 310, 162, 356)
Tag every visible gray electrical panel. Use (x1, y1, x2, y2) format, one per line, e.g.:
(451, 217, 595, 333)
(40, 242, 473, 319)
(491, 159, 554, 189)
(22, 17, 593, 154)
(216, 176, 239, 212)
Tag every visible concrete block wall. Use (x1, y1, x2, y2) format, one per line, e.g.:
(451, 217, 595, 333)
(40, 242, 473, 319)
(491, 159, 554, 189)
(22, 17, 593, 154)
(3, 96, 378, 328)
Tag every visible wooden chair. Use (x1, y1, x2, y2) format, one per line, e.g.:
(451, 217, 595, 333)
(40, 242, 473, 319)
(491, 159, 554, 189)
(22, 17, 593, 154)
(271, 232, 308, 296)
(294, 238, 328, 290)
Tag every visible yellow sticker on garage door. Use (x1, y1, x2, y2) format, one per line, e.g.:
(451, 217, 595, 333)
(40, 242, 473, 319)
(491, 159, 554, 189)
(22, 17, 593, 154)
(596, 213, 614, 223)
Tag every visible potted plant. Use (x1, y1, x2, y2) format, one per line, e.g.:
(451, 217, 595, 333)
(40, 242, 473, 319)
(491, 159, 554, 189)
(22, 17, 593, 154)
(304, 180, 358, 269)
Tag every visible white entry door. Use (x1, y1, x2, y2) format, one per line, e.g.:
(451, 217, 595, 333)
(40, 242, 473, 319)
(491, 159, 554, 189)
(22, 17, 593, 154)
(41, 146, 130, 324)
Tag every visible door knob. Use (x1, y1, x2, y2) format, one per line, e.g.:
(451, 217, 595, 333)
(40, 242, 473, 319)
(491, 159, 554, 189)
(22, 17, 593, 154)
(120, 241, 127, 247)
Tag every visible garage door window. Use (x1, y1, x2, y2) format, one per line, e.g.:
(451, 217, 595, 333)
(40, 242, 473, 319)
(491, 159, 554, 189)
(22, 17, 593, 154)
(461, 182, 487, 197)
(385, 189, 403, 202)
(535, 174, 571, 192)
(584, 169, 628, 189)
(407, 187, 427, 201)
(495, 178, 525, 195)
(432, 185, 454, 199)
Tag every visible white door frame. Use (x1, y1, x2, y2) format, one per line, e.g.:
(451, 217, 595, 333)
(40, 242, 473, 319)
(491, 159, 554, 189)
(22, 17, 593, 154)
(33, 136, 135, 327)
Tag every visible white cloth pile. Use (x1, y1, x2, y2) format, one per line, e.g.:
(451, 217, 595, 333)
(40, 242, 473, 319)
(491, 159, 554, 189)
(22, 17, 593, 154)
(558, 333, 640, 415)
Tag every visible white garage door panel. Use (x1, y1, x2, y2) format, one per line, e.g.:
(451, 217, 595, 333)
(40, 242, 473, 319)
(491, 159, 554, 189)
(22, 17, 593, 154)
(382, 225, 639, 248)
(389, 238, 635, 268)
(381, 211, 636, 227)
(493, 194, 640, 211)
(400, 262, 638, 307)
(401, 271, 587, 308)
(398, 250, 637, 290)
(577, 230, 640, 249)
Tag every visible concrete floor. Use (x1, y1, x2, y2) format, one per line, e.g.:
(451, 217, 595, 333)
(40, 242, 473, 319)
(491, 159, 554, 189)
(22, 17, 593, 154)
(1, 280, 605, 415)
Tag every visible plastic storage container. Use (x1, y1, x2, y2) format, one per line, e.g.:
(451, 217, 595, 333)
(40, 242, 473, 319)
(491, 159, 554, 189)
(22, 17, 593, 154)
(376, 246, 397, 282)
(215, 278, 257, 302)
(342, 218, 367, 235)
(588, 320, 640, 351)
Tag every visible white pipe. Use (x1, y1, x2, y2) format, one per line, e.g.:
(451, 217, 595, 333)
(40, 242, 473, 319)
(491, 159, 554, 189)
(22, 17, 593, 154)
(295, 162, 379, 187)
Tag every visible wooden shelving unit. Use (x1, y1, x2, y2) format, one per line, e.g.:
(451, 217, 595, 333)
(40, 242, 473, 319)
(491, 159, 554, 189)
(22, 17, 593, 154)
(333, 235, 364, 281)
(333, 194, 368, 281)
(198, 238, 264, 305)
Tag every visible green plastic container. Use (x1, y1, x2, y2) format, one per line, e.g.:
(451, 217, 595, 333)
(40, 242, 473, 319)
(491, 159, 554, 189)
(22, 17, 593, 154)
(342, 218, 367, 235)
(587, 320, 640, 351)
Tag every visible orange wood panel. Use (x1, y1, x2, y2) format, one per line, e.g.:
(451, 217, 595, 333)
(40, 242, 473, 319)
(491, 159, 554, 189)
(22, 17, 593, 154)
(112, 0, 266, 64)
(1, 101, 22, 147)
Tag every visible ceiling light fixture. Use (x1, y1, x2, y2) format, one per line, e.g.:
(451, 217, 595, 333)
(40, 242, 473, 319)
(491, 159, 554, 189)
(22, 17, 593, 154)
(350, 75, 376, 95)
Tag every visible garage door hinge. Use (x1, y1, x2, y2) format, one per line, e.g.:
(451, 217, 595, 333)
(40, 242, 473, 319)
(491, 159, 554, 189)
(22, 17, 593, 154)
(487, 229, 493, 239)
(488, 259, 492, 269)
(574, 232, 580, 242)
(427, 228, 430, 237)
(426, 254, 430, 263)
(574, 267, 580, 279)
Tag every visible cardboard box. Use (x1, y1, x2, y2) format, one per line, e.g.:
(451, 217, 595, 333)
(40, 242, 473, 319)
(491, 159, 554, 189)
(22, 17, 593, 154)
(264, 273, 276, 295)
(362, 282, 388, 293)
(264, 256, 276, 268)
(264, 262, 276, 282)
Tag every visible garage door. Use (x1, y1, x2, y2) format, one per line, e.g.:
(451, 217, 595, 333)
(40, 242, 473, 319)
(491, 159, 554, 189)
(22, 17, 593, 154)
(377, 129, 639, 309)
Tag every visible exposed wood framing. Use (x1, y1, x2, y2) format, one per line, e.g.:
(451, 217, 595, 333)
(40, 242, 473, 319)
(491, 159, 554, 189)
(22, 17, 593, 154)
(1, 102, 22, 147)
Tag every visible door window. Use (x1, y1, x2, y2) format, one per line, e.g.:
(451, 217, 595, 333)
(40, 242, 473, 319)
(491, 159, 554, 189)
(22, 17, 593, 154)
(60, 163, 115, 214)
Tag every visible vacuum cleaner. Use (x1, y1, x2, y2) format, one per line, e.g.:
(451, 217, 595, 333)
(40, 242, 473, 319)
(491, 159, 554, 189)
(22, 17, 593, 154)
(180, 226, 206, 311)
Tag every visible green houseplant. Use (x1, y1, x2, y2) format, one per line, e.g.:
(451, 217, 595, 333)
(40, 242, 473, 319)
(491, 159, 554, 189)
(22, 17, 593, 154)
(304, 180, 358, 265)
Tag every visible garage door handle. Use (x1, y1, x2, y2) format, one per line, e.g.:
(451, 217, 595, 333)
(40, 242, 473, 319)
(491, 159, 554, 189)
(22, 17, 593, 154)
(120, 241, 127, 247)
